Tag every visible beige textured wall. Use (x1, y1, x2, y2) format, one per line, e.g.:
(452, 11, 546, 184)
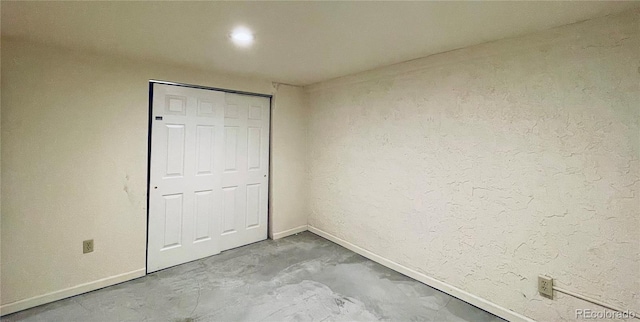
(269, 84, 308, 235)
(0, 39, 307, 307)
(306, 10, 639, 321)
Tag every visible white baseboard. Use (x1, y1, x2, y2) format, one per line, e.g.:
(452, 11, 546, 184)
(307, 225, 534, 322)
(272, 225, 308, 240)
(2, 229, 533, 320)
(0, 268, 146, 316)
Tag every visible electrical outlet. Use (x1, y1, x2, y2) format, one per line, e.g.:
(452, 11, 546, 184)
(538, 275, 553, 299)
(83, 239, 94, 254)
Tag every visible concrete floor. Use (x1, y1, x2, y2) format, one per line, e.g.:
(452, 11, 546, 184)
(3, 232, 504, 322)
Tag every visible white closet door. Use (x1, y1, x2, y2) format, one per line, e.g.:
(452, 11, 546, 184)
(220, 93, 270, 251)
(148, 84, 225, 273)
(148, 84, 270, 273)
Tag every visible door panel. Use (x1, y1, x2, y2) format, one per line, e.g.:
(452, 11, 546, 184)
(165, 124, 185, 177)
(194, 190, 214, 242)
(148, 84, 225, 273)
(148, 83, 270, 272)
(162, 193, 183, 249)
(195, 126, 215, 176)
(220, 94, 270, 251)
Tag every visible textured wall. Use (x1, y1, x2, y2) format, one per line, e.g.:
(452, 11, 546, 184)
(306, 10, 639, 321)
(1, 39, 308, 307)
(270, 84, 309, 235)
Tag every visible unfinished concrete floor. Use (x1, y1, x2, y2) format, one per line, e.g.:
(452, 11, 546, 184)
(3, 232, 504, 322)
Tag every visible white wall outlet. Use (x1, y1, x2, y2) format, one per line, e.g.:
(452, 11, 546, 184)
(538, 275, 553, 299)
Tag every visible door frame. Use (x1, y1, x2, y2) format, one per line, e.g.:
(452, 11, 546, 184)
(145, 79, 273, 274)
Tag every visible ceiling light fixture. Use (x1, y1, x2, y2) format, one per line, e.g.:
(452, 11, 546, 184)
(230, 27, 254, 47)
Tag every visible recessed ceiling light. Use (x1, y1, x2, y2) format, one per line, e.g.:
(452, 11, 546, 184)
(230, 27, 254, 47)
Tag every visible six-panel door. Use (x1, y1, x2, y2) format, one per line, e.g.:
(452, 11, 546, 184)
(147, 84, 270, 273)
(220, 93, 270, 251)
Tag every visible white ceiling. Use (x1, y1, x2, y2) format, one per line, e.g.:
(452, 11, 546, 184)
(3, 1, 639, 86)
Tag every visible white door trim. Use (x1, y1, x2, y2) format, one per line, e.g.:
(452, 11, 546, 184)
(149, 80, 272, 99)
